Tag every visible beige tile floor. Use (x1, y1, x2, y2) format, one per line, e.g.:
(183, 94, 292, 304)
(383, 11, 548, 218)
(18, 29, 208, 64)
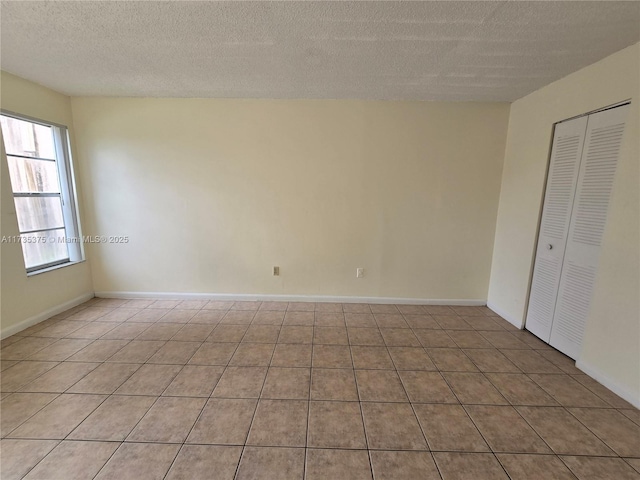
(1, 299, 639, 480)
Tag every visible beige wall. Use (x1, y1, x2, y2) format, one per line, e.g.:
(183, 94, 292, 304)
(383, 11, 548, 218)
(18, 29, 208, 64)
(1, 72, 94, 336)
(70, 99, 509, 301)
(488, 44, 640, 404)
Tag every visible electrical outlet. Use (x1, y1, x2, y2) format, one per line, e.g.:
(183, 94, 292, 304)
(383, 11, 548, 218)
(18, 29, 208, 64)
(356, 268, 364, 278)
(273, 266, 280, 276)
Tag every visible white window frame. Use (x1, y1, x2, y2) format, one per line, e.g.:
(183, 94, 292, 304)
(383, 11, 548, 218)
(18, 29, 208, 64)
(1, 110, 85, 275)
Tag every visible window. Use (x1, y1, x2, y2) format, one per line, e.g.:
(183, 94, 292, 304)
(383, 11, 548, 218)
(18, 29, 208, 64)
(1, 113, 83, 273)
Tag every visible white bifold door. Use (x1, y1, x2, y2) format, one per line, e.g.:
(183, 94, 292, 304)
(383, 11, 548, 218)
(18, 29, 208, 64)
(526, 104, 629, 359)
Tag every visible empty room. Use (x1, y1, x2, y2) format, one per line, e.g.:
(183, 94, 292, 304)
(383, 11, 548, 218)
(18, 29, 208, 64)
(0, 1, 639, 479)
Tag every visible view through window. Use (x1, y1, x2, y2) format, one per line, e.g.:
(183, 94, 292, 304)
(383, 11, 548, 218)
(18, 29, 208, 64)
(1, 114, 82, 272)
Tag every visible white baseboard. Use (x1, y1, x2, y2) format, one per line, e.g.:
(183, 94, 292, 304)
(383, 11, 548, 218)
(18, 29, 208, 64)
(576, 359, 640, 409)
(1, 292, 95, 339)
(94, 291, 486, 306)
(486, 301, 524, 330)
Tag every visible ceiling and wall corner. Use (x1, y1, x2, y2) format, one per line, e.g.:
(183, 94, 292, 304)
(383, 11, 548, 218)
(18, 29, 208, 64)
(0, 1, 638, 101)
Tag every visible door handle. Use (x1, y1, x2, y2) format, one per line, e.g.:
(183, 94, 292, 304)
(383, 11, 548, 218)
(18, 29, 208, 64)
(547, 244, 553, 250)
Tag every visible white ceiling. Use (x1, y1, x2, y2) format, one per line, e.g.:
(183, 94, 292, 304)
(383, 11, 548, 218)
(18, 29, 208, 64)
(1, 1, 638, 101)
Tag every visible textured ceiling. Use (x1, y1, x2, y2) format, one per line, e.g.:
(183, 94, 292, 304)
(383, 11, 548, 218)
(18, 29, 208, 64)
(1, 1, 638, 101)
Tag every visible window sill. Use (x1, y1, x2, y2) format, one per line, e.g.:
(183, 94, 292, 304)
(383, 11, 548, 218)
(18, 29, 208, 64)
(26, 259, 86, 277)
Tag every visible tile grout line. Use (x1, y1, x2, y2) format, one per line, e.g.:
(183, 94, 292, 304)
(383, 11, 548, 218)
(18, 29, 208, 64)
(458, 349, 575, 465)
(24, 389, 112, 479)
(230, 305, 276, 480)
(481, 348, 627, 461)
(3, 328, 148, 440)
(3, 436, 635, 456)
(81, 363, 171, 477)
(50, 304, 226, 479)
(2, 323, 132, 437)
(302, 309, 317, 480)
(435, 340, 573, 467)
(345, 306, 376, 480)
(382, 321, 446, 480)
(3, 438, 64, 479)
(460, 402, 551, 478)
(435, 371, 514, 478)
(562, 406, 627, 458)
(86, 298, 194, 478)
(151, 304, 231, 479)
(91, 302, 241, 479)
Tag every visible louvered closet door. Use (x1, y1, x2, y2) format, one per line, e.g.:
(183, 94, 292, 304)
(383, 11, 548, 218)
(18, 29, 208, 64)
(549, 104, 630, 359)
(525, 116, 588, 342)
